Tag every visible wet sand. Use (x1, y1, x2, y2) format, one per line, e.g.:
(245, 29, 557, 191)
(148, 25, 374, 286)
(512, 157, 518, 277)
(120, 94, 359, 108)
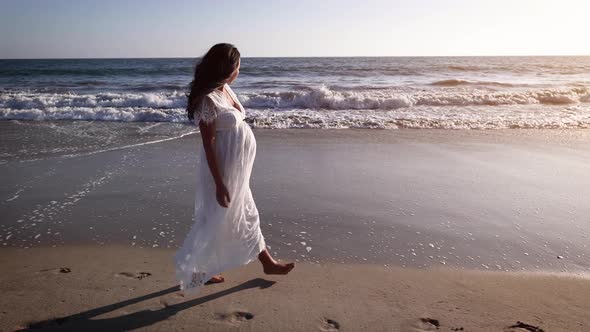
(1, 245, 589, 331)
(2, 122, 590, 272)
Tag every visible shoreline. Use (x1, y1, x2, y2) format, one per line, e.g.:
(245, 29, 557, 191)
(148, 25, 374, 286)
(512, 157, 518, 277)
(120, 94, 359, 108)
(1, 245, 589, 331)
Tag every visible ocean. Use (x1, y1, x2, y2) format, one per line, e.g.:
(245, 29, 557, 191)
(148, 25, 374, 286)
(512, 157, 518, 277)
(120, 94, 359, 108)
(1, 56, 589, 129)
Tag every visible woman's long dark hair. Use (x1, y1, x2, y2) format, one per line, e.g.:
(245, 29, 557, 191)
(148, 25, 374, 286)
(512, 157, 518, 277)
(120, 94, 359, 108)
(186, 43, 241, 121)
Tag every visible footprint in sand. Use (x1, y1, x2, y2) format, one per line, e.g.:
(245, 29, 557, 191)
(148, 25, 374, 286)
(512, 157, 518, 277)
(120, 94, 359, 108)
(116, 272, 152, 280)
(401, 317, 440, 331)
(37, 267, 71, 274)
(215, 311, 254, 325)
(320, 317, 340, 331)
(505, 321, 545, 332)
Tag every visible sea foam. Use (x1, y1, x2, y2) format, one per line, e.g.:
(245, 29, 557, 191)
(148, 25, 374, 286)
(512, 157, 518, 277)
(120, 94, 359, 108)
(240, 86, 589, 109)
(1, 86, 589, 129)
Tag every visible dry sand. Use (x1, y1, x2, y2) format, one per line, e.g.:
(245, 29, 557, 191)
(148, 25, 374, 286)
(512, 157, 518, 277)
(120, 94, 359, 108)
(1, 246, 589, 332)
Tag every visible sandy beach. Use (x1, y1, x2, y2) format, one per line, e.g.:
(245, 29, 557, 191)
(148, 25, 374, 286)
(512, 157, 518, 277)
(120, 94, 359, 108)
(2, 123, 590, 271)
(1, 245, 589, 332)
(2, 122, 590, 331)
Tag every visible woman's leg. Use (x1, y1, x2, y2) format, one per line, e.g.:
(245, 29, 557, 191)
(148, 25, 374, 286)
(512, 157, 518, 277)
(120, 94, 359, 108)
(258, 248, 295, 275)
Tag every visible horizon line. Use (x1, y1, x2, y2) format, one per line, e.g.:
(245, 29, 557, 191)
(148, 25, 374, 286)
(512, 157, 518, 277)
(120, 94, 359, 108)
(1, 54, 589, 60)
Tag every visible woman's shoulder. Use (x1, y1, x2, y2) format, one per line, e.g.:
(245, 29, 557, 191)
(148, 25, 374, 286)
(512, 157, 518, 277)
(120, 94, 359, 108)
(193, 90, 222, 113)
(194, 92, 220, 125)
(203, 89, 220, 102)
(223, 83, 238, 96)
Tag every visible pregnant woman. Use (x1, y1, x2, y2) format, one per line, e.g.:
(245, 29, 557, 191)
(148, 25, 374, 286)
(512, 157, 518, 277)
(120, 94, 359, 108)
(174, 43, 294, 296)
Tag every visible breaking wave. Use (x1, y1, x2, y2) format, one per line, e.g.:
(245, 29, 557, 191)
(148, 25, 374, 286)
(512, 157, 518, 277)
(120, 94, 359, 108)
(239, 86, 589, 109)
(429, 79, 517, 87)
(1, 86, 589, 129)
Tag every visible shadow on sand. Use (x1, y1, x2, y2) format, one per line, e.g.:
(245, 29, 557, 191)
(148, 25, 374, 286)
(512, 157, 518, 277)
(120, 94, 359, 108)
(22, 278, 276, 331)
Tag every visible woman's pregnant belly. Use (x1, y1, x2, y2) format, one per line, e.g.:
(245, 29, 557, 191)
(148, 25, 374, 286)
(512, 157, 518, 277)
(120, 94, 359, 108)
(215, 111, 240, 131)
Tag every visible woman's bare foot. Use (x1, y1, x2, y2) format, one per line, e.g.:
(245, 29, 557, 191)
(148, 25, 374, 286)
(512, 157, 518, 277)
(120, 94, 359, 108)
(263, 261, 295, 275)
(258, 248, 295, 275)
(205, 274, 225, 284)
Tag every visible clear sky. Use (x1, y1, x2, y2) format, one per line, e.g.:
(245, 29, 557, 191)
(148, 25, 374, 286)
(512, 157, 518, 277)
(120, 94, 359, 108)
(1, 0, 588, 58)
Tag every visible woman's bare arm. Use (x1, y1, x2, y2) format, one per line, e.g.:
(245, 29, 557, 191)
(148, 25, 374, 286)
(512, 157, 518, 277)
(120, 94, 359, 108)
(199, 119, 222, 186)
(199, 119, 231, 207)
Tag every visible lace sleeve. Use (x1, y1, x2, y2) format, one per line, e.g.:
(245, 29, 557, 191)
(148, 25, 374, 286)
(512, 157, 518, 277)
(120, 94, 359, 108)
(196, 95, 218, 125)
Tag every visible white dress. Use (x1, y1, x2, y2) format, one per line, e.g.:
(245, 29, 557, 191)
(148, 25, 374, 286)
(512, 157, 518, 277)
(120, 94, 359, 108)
(174, 83, 266, 296)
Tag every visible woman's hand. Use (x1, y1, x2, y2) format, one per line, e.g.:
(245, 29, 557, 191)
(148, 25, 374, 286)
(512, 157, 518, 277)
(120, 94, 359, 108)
(216, 183, 231, 208)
